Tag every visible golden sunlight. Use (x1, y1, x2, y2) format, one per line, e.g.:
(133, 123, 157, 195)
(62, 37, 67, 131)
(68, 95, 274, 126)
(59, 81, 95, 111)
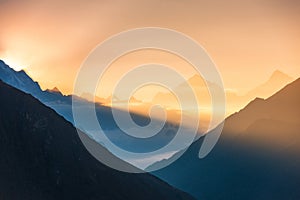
(2, 55, 27, 72)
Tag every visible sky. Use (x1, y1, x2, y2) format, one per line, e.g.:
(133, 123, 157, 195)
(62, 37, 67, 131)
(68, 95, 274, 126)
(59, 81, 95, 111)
(0, 0, 300, 96)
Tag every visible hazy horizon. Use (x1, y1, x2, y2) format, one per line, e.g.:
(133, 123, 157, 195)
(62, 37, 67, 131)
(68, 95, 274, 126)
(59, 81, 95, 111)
(1, 0, 300, 96)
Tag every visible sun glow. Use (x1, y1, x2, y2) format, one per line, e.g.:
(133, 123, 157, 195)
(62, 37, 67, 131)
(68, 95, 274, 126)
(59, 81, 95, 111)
(2, 55, 28, 72)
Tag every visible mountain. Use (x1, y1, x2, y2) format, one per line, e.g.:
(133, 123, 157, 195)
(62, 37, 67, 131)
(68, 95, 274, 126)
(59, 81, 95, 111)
(0, 60, 42, 96)
(0, 60, 106, 125)
(151, 75, 216, 133)
(245, 70, 293, 99)
(46, 87, 63, 95)
(151, 74, 212, 109)
(151, 70, 294, 119)
(149, 78, 300, 199)
(0, 59, 168, 129)
(0, 60, 76, 122)
(0, 60, 195, 162)
(225, 78, 300, 139)
(0, 80, 195, 200)
(226, 70, 294, 114)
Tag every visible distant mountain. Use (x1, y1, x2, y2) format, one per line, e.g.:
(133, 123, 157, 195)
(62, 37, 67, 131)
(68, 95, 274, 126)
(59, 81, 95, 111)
(0, 80, 195, 200)
(46, 87, 63, 95)
(152, 74, 212, 109)
(245, 70, 294, 99)
(149, 78, 300, 200)
(226, 70, 294, 115)
(151, 70, 294, 119)
(151, 75, 215, 133)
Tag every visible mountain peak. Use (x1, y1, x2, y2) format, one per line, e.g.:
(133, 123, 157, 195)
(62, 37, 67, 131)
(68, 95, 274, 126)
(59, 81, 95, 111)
(245, 69, 294, 99)
(47, 87, 62, 95)
(269, 70, 293, 81)
(188, 74, 205, 85)
(17, 69, 27, 74)
(51, 87, 60, 92)
(0, 59, 9, 70)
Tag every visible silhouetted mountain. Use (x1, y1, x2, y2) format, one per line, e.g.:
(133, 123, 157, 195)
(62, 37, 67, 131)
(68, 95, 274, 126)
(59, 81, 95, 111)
(0, 60, 76, 122)
(149, 78, 300, 200)
(0, 60, 42, 95)
(0, 60, 180, 154)
(0, 60, 117, 125)
(46, 87, 63, 95)
(0, 80, 195, 200)
(226, 77, 300, 138)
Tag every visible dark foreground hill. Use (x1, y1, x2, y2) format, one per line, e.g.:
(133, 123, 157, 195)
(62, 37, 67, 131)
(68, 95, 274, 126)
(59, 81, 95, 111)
(149, 78, 300, 200)
(0, 59, 182, 153)
(0, 80, 195, 200)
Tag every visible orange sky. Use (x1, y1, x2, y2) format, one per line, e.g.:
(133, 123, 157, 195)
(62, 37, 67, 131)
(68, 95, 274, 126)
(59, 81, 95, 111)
(0, 0, 300, 96)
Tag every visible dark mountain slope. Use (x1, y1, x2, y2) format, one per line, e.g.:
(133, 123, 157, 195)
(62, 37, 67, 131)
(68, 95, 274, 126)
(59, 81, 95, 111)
(149, 78, 300, 199)
(0, 80, 195, 200)
(245, 69, 294, 99)
(0, 60, 179, 152)
(225, 77, 300, 147)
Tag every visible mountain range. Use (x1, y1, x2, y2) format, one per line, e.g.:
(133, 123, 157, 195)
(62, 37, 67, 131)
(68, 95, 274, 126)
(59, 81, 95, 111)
(1, 59, 299, 199)
(151, 70, 294, 116)
(226, 69, 294, 114)
(0, 60, 182, 157)
(0, 80, 195, 200)
(148, 78, 300, 199)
